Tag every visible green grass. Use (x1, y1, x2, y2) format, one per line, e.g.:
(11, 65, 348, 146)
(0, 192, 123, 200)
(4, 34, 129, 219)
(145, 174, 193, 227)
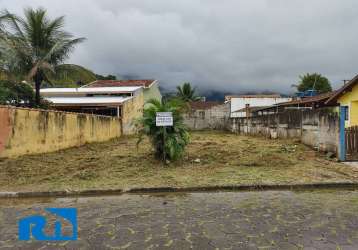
(0, 131, 357, 192)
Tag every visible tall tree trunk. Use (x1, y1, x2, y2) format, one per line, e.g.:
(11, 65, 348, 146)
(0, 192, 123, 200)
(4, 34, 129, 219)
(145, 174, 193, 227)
(34, 74, 42, 106)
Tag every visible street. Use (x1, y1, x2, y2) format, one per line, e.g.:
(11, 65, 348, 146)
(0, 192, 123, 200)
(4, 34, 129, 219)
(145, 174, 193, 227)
(1, 190, 358, 249)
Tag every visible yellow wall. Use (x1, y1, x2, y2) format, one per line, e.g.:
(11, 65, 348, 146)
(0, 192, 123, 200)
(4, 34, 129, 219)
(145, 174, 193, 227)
(121, 91, 144, 135)
(338, 84, 358, 127)
(0, 106, 121, 158)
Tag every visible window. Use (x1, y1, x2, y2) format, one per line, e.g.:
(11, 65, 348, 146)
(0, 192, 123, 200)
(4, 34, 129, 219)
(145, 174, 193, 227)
(344, 106, 349, 121)
(199, 111, 205, 119)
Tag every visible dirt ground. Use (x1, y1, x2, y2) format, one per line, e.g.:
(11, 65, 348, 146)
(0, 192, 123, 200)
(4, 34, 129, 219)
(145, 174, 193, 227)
(0, 131, 357, 192)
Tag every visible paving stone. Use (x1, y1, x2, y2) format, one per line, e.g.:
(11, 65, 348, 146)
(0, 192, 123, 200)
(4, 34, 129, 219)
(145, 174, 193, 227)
(0, 190, 358, 249)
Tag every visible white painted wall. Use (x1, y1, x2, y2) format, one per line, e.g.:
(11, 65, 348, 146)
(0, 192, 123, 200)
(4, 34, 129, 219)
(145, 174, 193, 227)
(233, 111, 247, 118)
(230, 97, 292, 117)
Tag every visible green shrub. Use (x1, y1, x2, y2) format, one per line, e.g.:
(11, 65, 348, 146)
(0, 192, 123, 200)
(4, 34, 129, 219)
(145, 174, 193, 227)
(0, 80, 50, 108)
(0, 80, 35, 106)
(137, 99, 190, 162)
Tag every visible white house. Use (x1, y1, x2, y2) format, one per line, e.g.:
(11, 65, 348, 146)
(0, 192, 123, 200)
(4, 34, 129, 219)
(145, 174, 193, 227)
(82, 79, 162, 103)
(40, 86, 143, 117)
(226, 95, 292, 118)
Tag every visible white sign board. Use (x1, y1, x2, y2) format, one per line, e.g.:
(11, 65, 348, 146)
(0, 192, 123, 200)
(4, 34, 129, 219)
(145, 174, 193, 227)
(156, 112, 173, 126)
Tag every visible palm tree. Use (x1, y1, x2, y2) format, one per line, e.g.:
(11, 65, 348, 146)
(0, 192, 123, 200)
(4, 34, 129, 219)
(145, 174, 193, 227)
(176, 82, 201, 102)
(0, 11, 12, 79)
(137, 98, 190, 162)
(0, 8, 85, 105)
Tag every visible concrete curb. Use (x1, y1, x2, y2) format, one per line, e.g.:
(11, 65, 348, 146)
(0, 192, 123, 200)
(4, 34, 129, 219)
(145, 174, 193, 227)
(127, 182, 358, 193)
(0, 189, 123, 198)
(1, 183, 358, 198)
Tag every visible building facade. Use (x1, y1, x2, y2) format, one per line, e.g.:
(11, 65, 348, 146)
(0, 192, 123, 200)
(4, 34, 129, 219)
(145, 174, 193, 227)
(326, 75, 358, 127)
(227, 95, 292, 118)
(183, 101, 231, 130)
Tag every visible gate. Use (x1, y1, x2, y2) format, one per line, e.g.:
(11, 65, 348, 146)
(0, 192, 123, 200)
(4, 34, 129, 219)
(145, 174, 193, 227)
(345, 126, 358, 160)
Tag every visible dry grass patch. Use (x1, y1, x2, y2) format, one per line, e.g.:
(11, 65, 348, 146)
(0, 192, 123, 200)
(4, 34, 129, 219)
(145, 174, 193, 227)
(0, 131, 357, 192)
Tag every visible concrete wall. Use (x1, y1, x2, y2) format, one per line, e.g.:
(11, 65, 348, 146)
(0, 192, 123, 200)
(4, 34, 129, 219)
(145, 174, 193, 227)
(121, 91, 144, 135)
(0, 106, 121, 158)
(231, 109, 339, 153)
(184, 103, 231, 130)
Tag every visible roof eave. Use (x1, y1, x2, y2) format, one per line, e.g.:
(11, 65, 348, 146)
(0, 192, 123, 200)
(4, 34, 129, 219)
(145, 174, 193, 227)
(325, 74, 358, 105)
(51, 103, 124, 107)
(144, 80, 157, 88)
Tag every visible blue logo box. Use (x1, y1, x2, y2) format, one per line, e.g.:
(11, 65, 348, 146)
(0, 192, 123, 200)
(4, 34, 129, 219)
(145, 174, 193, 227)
(18, 208, 77, 241)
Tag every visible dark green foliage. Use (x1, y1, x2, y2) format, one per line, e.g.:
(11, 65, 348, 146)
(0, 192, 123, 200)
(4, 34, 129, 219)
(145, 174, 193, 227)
(44, 64, 96, 87)
(0, 80, 35, 106)
(297, 73, 332, 93)
(176, 82, 201, 102)
(95, 74, 117, 80)
(0, 80, 51, 108)
(137, 99, 190, 161)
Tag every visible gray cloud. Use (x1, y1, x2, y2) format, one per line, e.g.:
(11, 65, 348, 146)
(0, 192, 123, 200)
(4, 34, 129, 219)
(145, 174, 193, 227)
(2, 0, 358, 93)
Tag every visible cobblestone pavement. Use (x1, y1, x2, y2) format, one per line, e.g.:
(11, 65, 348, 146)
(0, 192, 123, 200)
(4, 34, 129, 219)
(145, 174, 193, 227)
(1, 190, 358, 249)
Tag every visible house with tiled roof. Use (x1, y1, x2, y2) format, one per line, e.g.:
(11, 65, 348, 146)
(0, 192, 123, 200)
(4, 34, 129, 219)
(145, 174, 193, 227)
(83, 79, 161, 103)
(325, 75, 358, 127)
(40, 85, 144, 135)
(40, 79, 162, 134)
(250, 91, 338, 116)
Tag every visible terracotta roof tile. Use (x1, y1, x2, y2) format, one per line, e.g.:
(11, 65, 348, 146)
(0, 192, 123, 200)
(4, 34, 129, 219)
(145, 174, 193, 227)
(277, 91, 337, 106)
(232, 106, 268, 113)
(83, 80, 156, 88)
(189, 101, 222, 110)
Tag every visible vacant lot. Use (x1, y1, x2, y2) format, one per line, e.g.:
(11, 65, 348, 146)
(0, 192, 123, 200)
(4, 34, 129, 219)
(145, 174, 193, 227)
(0, 131, 357, 191)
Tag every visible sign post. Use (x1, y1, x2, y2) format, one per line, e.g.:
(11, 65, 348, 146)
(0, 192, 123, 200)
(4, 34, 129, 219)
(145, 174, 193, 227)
(156, 112, 173, 162)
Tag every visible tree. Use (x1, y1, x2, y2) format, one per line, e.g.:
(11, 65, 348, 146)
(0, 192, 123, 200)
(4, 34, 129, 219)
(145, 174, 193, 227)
(95, 74, 117, 80)
(0, 8, 85, 105)
(297, 73, 332, 94)
(176, 82, 201, 102)
(137, 99, 190, 162)
(0, 80, 35, 106)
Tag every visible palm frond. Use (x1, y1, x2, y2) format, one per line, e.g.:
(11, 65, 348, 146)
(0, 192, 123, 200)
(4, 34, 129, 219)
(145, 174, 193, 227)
(0, 7, 85, 104)
(176, 82, 200, 102)
(137, 99, 190, 162)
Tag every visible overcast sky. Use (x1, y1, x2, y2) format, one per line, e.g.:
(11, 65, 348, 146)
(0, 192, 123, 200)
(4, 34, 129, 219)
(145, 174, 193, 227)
(1, 0, 358, 93)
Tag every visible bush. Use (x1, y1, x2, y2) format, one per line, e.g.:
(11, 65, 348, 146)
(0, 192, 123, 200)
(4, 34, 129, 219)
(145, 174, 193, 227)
(0, 80, 35, 106)
(137, 99, 190, 162)
(0, 80, 50, 108)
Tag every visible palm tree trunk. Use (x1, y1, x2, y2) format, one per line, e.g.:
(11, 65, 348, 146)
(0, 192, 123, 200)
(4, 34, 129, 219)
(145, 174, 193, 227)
(34, 74, 42, 106)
